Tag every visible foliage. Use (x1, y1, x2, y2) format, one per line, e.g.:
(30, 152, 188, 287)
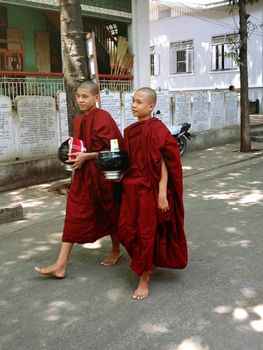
(228, 0, 262, 5)
(225, 0, 263, 65)
(226, 0, 263, 152)
(225, 37, 240, 64)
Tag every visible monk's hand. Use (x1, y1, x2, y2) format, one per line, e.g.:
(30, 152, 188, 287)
(158, 193, 169, 212)
(67, 152, 88, 169)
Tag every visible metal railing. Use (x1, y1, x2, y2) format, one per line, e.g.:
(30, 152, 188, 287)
(0, 71, 133, 103)
(0, 72, 64, 103)
(99, 74, 133, 94)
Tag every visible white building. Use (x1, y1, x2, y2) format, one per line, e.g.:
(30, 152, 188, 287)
(150, 0, 263, 113)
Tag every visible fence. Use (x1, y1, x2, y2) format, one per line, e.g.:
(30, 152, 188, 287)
(99, 74, 133, 94)
(0, 72, 133, 103)
(0, 72, 64, 103)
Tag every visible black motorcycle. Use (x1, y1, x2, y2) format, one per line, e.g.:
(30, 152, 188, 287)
(169, 123, 191, 156)
(154, 110, 191, 156)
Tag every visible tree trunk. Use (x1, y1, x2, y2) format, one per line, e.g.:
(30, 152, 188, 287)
(239, 0, 251, 152)
(60, 0, 89, 135)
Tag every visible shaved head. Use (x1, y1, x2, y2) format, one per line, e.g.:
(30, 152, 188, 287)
(132, 87, 157, 120)
(78, 80, 99, 95)
(135, 87, 157, 105)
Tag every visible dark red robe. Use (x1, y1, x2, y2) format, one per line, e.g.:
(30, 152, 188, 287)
(118, 117, 188, 276)
(62, 108, 123, 244)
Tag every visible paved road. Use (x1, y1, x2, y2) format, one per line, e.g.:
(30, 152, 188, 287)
(0, 148, 262, 350)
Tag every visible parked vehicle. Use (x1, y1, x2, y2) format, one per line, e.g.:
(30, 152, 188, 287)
(168, 123, 191, 156)
(154, 110, 191, 156)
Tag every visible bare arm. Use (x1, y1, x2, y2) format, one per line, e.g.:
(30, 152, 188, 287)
(158, 157, 169, 211)
(67, 152, 99, 169)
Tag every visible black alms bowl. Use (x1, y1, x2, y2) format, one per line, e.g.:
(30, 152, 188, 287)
(58, 139, 69, 164)
(96, 151, 129, 172)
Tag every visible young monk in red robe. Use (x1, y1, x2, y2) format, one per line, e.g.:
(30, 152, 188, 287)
(118, 87, 188, 300)
(35, 81, 123, 278)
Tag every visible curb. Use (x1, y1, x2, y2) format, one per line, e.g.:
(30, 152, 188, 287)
(0, 203, 23, 224)
(184, 150, 263, 179)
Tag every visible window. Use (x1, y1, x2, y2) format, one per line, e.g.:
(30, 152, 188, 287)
(150, 46, 160, 76)
(105, 23, 118, 36)
(170, 40, 193, 74)
(212, 34, 239, 70)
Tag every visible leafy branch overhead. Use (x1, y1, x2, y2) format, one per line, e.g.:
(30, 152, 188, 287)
(225, 0, 263, 65)
(227, 0, 263, 152)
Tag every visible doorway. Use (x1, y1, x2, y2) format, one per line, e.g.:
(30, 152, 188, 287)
(35, 31, 51, 72)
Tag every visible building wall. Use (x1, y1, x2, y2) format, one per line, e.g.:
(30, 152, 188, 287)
(5, 4, 48, 71)
(1, 2, 135, 73)
(150, 4, 263, 111)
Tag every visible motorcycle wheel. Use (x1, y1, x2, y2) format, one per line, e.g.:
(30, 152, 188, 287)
(178, 136, 187, 156)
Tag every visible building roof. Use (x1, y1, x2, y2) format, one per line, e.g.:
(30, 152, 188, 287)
(0, 0, 132, 22)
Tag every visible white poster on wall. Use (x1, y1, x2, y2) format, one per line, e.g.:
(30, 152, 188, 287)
(0, 96, 16, 161)
(225, 92, 238, 126)
(174, 94, 191, 124)
(210, 91, 225, 130)
(123, 92, 135, 129)
(100, 90, 122, 129)
(57, 91, 69, 144)
(16, 96, 58, 159)
(192, 92, 209, 131)
(153, 89, 171, 126)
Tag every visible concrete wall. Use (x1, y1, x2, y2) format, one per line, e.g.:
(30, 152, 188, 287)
(0, 94, 68, 192)
(0, 88, 241, 192)
(0, 157, 67, 192)
(189, 126, 240, 152)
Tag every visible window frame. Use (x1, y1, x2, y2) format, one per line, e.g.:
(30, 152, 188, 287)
(150, 46, 160, 76)
(211, 33, 239, 71)
(170, 40, 194, 75)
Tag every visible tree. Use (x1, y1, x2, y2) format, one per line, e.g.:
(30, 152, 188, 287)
(228, 0, 262, 152)
(60, 0, 89, 135)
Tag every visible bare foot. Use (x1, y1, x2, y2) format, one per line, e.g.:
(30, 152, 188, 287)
(132, 271, 150, 300)
(57, 184, 70, 195)
(101, 250, 121, 266)
(34, 264, 66, 279)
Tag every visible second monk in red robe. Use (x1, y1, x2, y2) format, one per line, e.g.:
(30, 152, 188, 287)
(118, 88, 188, 300)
